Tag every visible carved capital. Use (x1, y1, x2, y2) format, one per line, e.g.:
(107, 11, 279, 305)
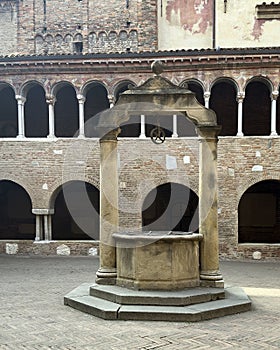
(236, 91, 245, 103)
(46, 94, 56, 105)
(77, 94, 86, 103)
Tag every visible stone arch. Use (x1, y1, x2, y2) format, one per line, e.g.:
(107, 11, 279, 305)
(52, 81, 79, 137)
(0, 82, 17, 137)
(210, 78, 238, 136)
(51, 180, 100, 240)
(82, 81, 110, 137)
(0, 180, 35, 240)
(22, 81, 48, 137)
(238, 179, 280, 243)
(142, 182, 199, 232)
(180, 78, 205, 105)
(243, 77, 272, 136)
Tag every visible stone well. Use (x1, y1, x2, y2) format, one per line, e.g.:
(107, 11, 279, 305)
(113, 231, 203, 290)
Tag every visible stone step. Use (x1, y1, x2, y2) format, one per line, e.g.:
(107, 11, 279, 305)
(90, 284, 225, 306)
(64, 284, 251, 322)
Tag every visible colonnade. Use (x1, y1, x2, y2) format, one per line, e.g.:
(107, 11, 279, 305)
(12, 89, 280, 138)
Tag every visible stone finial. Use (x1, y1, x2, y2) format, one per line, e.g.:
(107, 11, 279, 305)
(151, 60, 164, 76)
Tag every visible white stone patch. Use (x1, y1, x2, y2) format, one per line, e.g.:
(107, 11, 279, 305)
(252, 251, 262, 260)
(88, 247, 98, 256)
(166, 155, 177, 170)
(252, 165, 263, 172)
(218, 208, 222, 214)
(120, 181, 126, 189)
(76, 161, 85, 165)
(6, 243, 18, 255)
(53, 150, 63, 155)
(183, 156, 190, 164)
(255, 151, 261, 158)
(56, 244, 70, 256)
(31, 161, 39, 167)
(42, 183, 48, 190)
(228, 168, 235, 177)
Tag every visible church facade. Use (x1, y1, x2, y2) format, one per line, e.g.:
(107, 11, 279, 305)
(0, 0, 280, 260)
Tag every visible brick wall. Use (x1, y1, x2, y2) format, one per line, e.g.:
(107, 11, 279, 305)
(13, 0, 158, 55)
(0, 137, 279, 260)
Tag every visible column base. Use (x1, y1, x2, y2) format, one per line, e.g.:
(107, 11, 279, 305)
(95, 268, 117, 285)
(236, 132, 244, 137)
(139, 134, 146, 139)
(78, 134, 86, 139)
(270, 131, 278, 137)
(200, 271, 224, 288)
(16, 135, 25, 139)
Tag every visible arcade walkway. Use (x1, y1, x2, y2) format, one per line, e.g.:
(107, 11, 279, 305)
(0, 256, 279, 349)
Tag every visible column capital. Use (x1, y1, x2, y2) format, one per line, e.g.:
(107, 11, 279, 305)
(236, 91, 245, 102)
(46, 94, 56, 105)
(271, 90, 279, 100)
(100, 128, 121, 142)
(77, 94, 86, 103)
(107, 94, 115, 108)
(197, 125, 221, 140)
(15, 95, 26, 104)
(204, 91, 210, 99)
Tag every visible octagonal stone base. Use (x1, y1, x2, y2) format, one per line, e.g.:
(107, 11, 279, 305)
(113, 231, 203, 290)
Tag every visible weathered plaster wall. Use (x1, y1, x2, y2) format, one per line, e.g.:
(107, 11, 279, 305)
(217, 1, 280, 49)
(158, 0, 213, 50)
(158, 0, 280, 50)
(0, 1, 18, 55)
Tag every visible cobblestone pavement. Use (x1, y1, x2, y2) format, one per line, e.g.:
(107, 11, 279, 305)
(0, 256, 279, 350)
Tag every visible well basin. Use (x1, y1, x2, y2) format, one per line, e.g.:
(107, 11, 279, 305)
(113, 231, 203, 290)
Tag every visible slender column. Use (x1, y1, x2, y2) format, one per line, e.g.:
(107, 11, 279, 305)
(172, 114, 178, 138)
(204, 91, 210, 109)
(16, 95, 26, 138)
(46, 95, 56, 138)
(96, 129, 120, 285)
(44, 215, 50, 241)
(48, 215, 52, 240)
(139, 114, 146, 138)
(77, 94, 86, 138)
(270, 91, 278, 136)
(35, 215, 43, 241)
(236, 92, 245, 136)
(197, 126, 224, 288)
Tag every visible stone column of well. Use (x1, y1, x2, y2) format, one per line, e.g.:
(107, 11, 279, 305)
(77, 94, 86, 138)
(236, 92, 245, 136)
(139, 114, 146, 138)
(197, 126, 224, 288)
(16, 95, 26, 138)
(172, 114, 178, 138)
(270, 91, 278, 136)
(204, 92, 210, 109)
(96, 129, 120, 285)
(46, 95, 56, 138)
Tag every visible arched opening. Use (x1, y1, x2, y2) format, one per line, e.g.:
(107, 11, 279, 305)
(54, 83, 79, 137)
(178, 81, 202, 137)
(24, 83, 48, 137)
(52, 181, 99, 240)
(115, 81, 140, 137)
(84, 82, 110, 137)
(0, 84, 17, 137)
(238, 180, 280, 243)
(209, 81, 237, 136)
(243, 81, 271, 136)
(142, 183, 199, 232)
(0, 180, 35, 239)
(276, 87, 280, 134)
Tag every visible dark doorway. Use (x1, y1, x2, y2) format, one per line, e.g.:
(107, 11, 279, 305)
(238, 180, 280, 243)
(243, 81, 271, 136)
(0, 85, 17, 137)
(210, 81, 237, 136)
(0, 180, 35, 239)
(52, 181, 99, 240)
(142, 183, 199, 232)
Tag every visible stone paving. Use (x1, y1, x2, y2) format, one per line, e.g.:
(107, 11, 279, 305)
(0, 256, 279, 349)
